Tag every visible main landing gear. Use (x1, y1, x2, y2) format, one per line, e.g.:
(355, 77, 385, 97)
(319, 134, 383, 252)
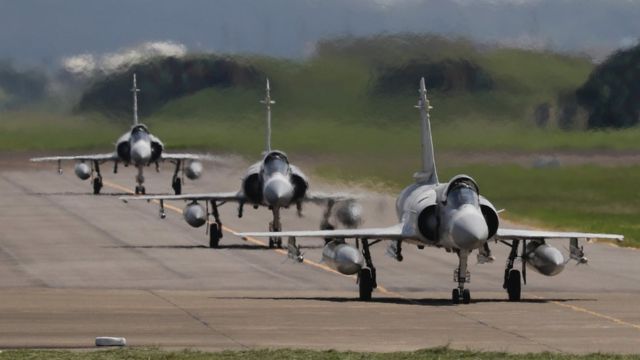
(208, 200, 223, 248)
(358, 239, 378, 301)
(268, 208, 283, 248)
(452, 250, 471, 304)
(503, 239, 524, 302)
(92, 161, 103, 195)
(320, 200, 336, 245)
(171, 160, 182, 195)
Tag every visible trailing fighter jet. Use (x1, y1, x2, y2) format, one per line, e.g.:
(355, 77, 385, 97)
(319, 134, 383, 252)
(31, 74, 211, 195)
(121, 79, 361, 248)
(237, 78, 624, 304)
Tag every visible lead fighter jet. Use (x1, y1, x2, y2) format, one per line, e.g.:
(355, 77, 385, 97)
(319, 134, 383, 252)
(31, 74, 211, 195)
(121, 79, 361, 248)
(238, 78, 624, 304)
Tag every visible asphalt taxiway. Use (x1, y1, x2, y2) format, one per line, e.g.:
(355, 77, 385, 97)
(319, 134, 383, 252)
(0, 155, 638, 353)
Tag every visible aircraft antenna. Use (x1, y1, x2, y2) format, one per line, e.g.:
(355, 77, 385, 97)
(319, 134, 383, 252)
(131, 73, 140, 126)
(414, 77, 438, 184)
(260, 78, 275, 152)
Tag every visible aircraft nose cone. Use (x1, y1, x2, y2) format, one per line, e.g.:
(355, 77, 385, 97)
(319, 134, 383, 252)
(264, 177, 294, 207)
(131, 140, 151, 164)
(451, 207, 489, 249)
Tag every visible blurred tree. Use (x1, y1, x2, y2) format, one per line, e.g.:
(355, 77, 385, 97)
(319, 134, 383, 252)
(576, 44, 640, 128)
(76, 55, 263, 119)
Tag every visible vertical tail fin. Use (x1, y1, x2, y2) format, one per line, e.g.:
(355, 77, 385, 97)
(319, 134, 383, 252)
(131, 73, 140, 126)
(259, 78, 275, 152)
(414, 77, 438, 184)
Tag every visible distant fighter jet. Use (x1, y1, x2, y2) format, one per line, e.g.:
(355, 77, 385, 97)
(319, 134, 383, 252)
(121, 79, 361, 249)
(31, 74, 211, 195)
(237, 78, 623, 304)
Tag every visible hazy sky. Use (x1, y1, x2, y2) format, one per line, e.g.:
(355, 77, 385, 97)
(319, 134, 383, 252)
(1, 0, 639, 67)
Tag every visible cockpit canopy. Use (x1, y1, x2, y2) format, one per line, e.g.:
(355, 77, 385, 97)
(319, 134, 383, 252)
(263, 151, 290, 176)
(131, 124, 150, 134)
(444, 175, 480, 208)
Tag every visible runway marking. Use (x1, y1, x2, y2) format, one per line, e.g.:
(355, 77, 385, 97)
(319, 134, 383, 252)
(532, 295, 640, 331)
(104, 180, 639, 332)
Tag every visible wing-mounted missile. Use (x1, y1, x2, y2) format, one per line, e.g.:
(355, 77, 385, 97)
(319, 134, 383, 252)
(74, 162, 92, 180)
(286, 237, 304, 263)
(385, 240, 403, 262)
(322, 240, 365, 275)
(569, 238, 588, 264)
(524, 240, 565, 276)
(183, 202, 207, 228)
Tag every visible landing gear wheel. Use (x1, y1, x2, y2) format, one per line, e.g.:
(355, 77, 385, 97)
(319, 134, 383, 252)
(507, 269, 521, 301)
(462, 289, 471, 304)
(209, 223, 221, 248)
(135, 185, 146, 195)
(92, 177, 103, 194)
(172, 177, 182, 195)
(452, 289, 460, 304)
(358, 268, 373, 301)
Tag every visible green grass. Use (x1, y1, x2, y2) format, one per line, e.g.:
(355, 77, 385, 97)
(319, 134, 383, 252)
(0, 347, 637, 360)
(315, 161, 640, 247)
(0, 111, 121, 151)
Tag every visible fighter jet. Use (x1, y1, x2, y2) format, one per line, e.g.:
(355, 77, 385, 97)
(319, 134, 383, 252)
(121, 79, 361, 249)
(237, 78, 624, 304)
(31, 74, 211, 195)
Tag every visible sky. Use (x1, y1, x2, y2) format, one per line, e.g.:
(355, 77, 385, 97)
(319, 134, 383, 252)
(1, 0, 639, 67)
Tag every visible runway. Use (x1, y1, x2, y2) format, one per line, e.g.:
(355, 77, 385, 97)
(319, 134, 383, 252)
(1, 154, 639, 353)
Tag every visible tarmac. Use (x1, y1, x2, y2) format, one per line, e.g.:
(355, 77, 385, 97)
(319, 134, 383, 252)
(0, 155, 638, 353)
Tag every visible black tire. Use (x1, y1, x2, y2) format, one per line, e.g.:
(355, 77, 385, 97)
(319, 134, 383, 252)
(172, 178, 182, 195)
(140, 186, 145, 195)
(268, 237, 275, 248)
(209, 223, 220, 248)
(462, 289, 471, 304)
(507, 269, 521, 301)
(452, 288, 460, 304)
(321, 223, 335, 244)
(359, 268, 373, 301)
(93, 178, 102, 194)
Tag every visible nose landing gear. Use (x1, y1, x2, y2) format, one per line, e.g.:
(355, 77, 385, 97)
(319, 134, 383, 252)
(134, 167, 145, 195)
(452, 250, 471, 304)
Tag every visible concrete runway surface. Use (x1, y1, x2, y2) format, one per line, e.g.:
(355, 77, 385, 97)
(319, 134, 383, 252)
(0, 155, 638, 353)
